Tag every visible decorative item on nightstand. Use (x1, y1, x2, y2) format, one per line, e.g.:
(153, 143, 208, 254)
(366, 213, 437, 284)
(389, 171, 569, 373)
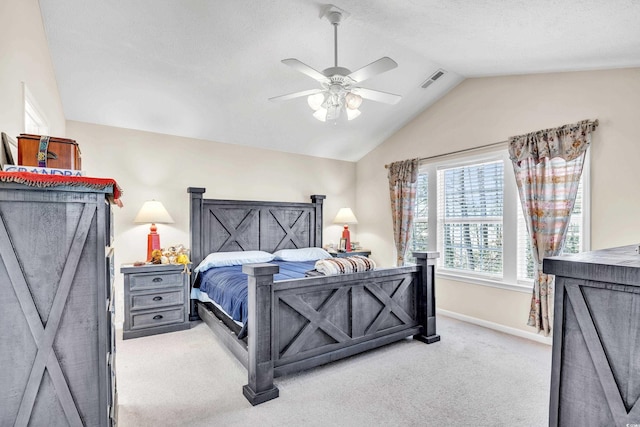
(134, 200, 174, 262)
(333, 207, 358, 252)
(331, 249, 371, 258)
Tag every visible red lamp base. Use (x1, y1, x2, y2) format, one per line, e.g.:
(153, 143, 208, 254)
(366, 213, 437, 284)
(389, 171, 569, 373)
(342, 225, 351, 252)
(146, 223, 161, 261)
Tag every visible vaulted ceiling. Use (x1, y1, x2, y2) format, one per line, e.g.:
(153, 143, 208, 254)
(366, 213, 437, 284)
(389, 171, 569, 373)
(38, 0, 640, 161)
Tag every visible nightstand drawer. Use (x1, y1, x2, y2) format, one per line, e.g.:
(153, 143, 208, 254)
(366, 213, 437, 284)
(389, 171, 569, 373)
(131, 307, 185, 330)
(129, 272, 183, 290)
(131, 289, 184, 311)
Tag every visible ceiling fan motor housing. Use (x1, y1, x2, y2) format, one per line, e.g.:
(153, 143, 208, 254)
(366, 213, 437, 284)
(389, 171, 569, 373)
(323, 67, 352, 79)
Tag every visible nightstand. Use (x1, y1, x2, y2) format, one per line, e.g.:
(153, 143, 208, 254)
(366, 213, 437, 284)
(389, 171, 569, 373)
(121, 263, 190, 339)
(331, 250, 371, 258)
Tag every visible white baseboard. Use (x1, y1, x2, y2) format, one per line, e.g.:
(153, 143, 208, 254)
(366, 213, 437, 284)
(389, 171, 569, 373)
(437, 308, 553, 346)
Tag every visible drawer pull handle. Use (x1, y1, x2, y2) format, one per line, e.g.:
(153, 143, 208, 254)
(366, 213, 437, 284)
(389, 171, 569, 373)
(152, 296, 163, 301)
(153, 315, 163, 320)
(152, 277, 163, 283)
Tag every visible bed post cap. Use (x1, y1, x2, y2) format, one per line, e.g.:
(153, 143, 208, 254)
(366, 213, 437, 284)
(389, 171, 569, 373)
(242, 263, 279, 276)
(188, 187, 206, 194)
(311, 195, 326, 202)
(413, 251, 440, 259)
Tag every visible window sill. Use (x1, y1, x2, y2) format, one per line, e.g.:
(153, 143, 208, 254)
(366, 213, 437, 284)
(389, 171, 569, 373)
(436, 270, 533, 294)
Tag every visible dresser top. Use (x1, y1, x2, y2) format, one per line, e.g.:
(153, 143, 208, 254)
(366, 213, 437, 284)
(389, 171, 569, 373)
(544, 245, 640, 286)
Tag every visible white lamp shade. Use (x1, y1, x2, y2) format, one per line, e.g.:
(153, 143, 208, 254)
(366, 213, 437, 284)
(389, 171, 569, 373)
(134, 200, 174, 224)
(333, 207, 358, 224)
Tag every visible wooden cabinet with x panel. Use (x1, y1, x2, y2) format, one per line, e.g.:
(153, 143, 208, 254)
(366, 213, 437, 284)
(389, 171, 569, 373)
(0, 182, 116, 426)
(544, 245, 640, 427)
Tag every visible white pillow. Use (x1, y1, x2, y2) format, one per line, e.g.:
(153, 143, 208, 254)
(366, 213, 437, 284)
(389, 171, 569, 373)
(273, 247, 332, 262)
(194, 250, 275, 273)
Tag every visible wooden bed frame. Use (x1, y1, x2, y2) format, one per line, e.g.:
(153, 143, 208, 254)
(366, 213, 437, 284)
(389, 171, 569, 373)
(188, 187, 439, 405)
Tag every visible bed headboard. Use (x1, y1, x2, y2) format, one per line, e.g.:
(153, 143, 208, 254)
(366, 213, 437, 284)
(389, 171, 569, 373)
(188, 188, 326, 268)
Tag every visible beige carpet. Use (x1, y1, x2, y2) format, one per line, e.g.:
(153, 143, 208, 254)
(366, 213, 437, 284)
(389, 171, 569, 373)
(116, 315, 551, 426)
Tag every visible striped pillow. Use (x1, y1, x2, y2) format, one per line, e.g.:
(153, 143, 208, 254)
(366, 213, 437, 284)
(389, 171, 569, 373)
(314, 256, 376, 276)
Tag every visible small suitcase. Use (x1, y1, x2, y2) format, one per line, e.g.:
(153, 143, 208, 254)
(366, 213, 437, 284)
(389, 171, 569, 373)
(17, 134, 82, 170)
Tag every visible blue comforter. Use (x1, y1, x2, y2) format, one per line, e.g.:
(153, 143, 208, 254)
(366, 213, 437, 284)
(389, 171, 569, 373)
(197, 260, 316, 324)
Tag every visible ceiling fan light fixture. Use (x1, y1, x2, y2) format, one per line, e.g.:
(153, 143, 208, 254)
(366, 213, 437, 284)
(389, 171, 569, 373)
(269, 5, 401, 124)
(313, 108, 328, 122)
(345, 92, 362, 110)
(307, 92, 325, 111)
(347, 108, 361, 121)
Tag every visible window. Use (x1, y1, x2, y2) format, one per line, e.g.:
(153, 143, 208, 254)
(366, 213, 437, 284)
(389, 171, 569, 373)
(411, 149, 589, 291)
(438, 160, 503, 275)
(23, 83, 49, 135)
(409, 173, 429, 253)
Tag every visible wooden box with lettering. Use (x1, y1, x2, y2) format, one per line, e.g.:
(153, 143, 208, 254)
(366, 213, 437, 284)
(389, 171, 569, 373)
(17, 133, 82, 170)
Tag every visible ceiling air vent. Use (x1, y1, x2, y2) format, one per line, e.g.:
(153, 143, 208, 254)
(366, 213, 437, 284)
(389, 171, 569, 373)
(421, 69, 446, 89)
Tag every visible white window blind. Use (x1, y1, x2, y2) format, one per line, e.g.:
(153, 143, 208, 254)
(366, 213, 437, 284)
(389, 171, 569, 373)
(411, 173, 429, 250)
(406, 173, 428, 264)
(437, 160, 504, 275)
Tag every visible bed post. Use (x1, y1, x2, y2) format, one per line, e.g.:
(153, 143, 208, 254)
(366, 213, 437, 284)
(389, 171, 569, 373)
(242, 263, 280, 405)
(413, 251, 440, 344)
(188, 187, 205, 321)
(310, 195, 325, 247)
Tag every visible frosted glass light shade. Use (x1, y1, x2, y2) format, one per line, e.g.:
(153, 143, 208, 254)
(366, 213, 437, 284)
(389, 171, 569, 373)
(134, 200, 174, 224)
(333, 207, 358, 224)
(347, 108, 361, 120)
(345, 92, 362, 110)
(313, 108, 328, 122)
(307, 93, 325, 111)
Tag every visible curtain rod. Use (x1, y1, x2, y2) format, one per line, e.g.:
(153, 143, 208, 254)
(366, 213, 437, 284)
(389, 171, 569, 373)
(384, 140, 507, 169)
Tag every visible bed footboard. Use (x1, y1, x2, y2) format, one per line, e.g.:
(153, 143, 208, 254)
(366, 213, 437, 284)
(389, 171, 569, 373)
(241, 251, 439, 405)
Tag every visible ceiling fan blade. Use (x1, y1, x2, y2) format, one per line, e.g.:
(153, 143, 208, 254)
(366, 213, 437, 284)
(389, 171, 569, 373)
(351, 87, 402, 105)
(347, 57, 398, 83)
(269, 88, 323, 102)
(282, 59, 329, 83)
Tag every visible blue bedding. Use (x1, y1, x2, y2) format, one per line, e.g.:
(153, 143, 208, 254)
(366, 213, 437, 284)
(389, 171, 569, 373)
(197, 260, 316, 324)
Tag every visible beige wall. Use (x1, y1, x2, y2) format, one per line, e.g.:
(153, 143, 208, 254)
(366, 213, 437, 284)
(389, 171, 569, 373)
(0, 0, 65, 139)
(66, 121, 357, 323)
(356, 67, 640, 336)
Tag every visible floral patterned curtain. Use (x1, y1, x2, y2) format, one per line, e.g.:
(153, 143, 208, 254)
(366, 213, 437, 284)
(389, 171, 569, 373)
(509, 119, 598, 336)
(387, 158, 420, 266)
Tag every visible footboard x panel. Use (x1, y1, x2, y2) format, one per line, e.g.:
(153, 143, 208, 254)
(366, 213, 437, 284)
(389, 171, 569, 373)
(279, 287, 351, 358)
(276, 276, 417, 365)
(365, 278, 414, 335)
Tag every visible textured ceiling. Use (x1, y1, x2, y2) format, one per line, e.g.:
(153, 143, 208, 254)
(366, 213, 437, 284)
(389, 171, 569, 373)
(38, 0, 640, 161)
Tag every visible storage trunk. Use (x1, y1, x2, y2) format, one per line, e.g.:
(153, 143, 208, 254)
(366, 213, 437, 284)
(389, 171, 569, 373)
(17, 133, 82, 170)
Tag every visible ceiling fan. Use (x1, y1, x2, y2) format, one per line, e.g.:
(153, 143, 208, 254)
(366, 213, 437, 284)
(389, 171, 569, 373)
(269, 5, 401, 122)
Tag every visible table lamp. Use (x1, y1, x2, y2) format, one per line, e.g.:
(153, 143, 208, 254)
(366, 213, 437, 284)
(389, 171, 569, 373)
(333, 207, 358, 252)
(134, 200, 174, 261)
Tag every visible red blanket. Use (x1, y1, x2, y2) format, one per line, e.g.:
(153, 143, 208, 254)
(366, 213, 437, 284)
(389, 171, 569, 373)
(0, 171, 124, 206)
